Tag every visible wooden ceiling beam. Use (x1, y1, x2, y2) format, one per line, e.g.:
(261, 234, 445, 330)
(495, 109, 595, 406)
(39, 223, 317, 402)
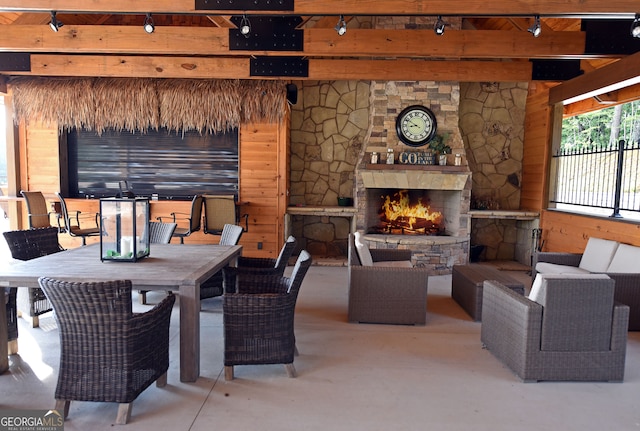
(0, 25, 591, 59)
(18, 54, 532, 81)
(0, 0, 637, 15)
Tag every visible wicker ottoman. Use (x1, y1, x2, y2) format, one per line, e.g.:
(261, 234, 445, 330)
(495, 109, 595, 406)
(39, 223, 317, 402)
(451, 264, 525, 321)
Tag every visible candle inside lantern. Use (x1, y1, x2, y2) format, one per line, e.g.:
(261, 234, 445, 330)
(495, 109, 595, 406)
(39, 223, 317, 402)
(120, 236, 132, 256)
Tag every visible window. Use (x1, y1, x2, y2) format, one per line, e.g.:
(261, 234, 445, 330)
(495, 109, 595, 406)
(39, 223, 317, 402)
(551, 100, 640, 220)
(67, 128, 239, 199)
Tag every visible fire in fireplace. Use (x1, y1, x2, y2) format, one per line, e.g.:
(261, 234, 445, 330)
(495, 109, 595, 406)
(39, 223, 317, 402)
(369, 189, 444, 235)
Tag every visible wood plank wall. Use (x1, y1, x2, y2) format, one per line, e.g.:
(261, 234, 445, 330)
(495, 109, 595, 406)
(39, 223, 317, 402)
(13, 119, 289, 257)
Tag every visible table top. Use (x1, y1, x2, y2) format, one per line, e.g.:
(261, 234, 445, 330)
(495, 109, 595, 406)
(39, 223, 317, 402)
(0, 243, 242, 290)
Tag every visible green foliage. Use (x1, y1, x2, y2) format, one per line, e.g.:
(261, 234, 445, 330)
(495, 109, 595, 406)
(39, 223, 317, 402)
(429, 133, 451, 154)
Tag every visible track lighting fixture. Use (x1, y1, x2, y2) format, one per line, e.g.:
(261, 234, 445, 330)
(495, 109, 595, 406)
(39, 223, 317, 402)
(143, 13, 155, 34)
(335, 15, 347, 36)
(49, 11, 63, 32)
(631, 14, 640, 38)
(240, 14, 251, 38)
(434, 16, 446, 36)
(528, 15, 541, 37)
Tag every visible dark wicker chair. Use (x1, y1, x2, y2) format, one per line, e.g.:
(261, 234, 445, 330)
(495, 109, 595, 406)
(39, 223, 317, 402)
(157, 194, 203, 244)
(481, 274, 629, 382)
(222, 235, 297, 294)
(138, 222, 178, 305)
(3, 227, 63, 328)
(200, 224, 244, 301)
(38, 277, 175, 425)
(223, 250, 312, 380)
(5, 287, 18, 355)
(56, 192, 101, 246)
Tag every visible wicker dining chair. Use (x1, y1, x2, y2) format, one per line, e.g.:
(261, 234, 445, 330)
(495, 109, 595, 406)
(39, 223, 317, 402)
(38, 277, 175, 425)
(222, 235, 297, 294)
(3, 227, 63, 328)
(200, 224, 244, 301)
(223, 250, 312, 380)
(138, 221, 178, 305)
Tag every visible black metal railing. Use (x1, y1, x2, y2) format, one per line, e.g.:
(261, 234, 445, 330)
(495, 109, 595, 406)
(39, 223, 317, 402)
(551, 139, 640, 217)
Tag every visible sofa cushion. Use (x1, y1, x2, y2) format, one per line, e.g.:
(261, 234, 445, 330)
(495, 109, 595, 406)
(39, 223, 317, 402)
(606, 243, 640, 273)
(353, 231, 373, 267)
(535, 262, 591, 276)
(579, 237, 619, 273)
(529, 273, 611, 305)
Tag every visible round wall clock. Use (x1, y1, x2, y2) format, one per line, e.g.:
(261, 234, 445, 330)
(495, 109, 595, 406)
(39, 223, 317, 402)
(395, 105, 437, 147)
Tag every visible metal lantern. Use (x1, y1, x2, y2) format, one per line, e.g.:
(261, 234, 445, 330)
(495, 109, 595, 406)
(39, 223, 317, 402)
(100, 197, 150, 262)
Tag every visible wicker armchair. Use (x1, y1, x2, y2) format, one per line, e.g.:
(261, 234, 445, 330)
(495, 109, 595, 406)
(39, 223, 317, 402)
(223, 250, 312, 380)
(223, 235, 297, 294)
(3, 227, 63, 328)
(481, 274, 629, 382)
(38, 277, 175, 425)
(200, 224, 244, 301)
(533, 251, 640, 330)
(138, 222, 177, 305)
(347, 233, 429, 325)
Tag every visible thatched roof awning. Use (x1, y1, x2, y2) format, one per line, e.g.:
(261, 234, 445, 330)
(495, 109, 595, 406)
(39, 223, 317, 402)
(9, 77, 288, 134)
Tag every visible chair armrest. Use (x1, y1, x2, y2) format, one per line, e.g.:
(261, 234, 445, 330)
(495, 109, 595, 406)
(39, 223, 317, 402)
(223, 265, 283, 293)
(480, 280, 543, 377)
(129, 293, 175, 368)
(532, 252, 582, 278)
(370, 248, 413, 262)
(611, 302, 630, 351)
(230, 272, 290, 294)
(237, 256, 277, 269)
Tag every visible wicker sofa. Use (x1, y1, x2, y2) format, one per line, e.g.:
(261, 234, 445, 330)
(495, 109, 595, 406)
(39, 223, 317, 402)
(481, 274, 629, 382)
(532, 237, 640, 330)
(347, 233, 429, 325)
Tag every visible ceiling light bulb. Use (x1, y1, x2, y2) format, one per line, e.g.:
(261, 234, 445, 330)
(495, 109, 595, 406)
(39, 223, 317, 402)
(434, 16, 446, 36)
(240, 14, 251, 38)
(143, 13, 155, 34)
(49, 11, 62, 32)
(528, 15, 541, 38)
(631, 14, 640, 38)
(335, 15, 347, 36)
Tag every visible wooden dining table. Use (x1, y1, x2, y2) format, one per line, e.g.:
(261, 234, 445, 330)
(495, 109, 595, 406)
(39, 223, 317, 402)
(0, 243, 242, 382)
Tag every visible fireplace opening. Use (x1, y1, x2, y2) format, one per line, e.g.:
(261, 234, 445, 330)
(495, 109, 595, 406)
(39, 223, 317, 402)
(365, 188, 463, 236)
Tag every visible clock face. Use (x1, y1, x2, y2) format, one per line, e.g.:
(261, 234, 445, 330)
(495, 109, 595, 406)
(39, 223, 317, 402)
(395, 105, 437, 147)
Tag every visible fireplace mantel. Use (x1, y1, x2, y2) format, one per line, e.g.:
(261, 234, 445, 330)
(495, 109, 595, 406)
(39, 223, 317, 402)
(360, 168, 471, 191)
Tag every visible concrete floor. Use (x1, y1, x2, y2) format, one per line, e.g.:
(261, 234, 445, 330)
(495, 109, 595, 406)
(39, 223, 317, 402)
(2, 264, 640, 431)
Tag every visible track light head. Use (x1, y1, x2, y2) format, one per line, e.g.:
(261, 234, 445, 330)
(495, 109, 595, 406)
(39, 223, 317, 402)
(631, 14, 640, 38)
(143, 13, 155, 34)
(49, 11, 63, 32)
(434, 16, 446, 36)
(335, 15, 347, 36)
(528, 15, 541, 37)
(240, 14, 251, 38)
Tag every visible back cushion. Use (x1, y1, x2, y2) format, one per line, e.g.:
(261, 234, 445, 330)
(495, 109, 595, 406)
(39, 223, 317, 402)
(353, 232, 373, 267)
(537, 274, 614, 352)
(578, 237, 619, 273)
(606, 243, 640, 273)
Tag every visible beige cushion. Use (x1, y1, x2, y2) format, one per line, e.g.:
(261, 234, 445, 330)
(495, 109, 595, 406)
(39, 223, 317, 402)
(529, 273, 611, 304)
(372, 260, 414, 268)
(353, 232, 373, 267)
(606, 243, 640, 273)
(579, 237, 619, 273)
(535, 262, 590, 275)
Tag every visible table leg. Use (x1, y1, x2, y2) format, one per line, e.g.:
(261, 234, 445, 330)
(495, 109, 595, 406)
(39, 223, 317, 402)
(0, 288, 8, 374)
(179, 282, 200, 382)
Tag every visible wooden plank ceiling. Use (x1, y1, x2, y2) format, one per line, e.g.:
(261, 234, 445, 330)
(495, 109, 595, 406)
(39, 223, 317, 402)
(0, 0, 638, 82)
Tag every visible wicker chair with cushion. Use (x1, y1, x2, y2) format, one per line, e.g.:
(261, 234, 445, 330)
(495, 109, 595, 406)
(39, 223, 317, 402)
(38, 277, 175, 425)
(200, 224, 244, 301)
(21, 190, 56, 229)
(223, 250, 312, 380)
(348, 232, 429, 325)
(223, 235, 297, 294)
(138, 222, 178, 305)
(481, 274, 629, 382)
(3, 227, 63, 328)
(157, 194, 203, 244)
